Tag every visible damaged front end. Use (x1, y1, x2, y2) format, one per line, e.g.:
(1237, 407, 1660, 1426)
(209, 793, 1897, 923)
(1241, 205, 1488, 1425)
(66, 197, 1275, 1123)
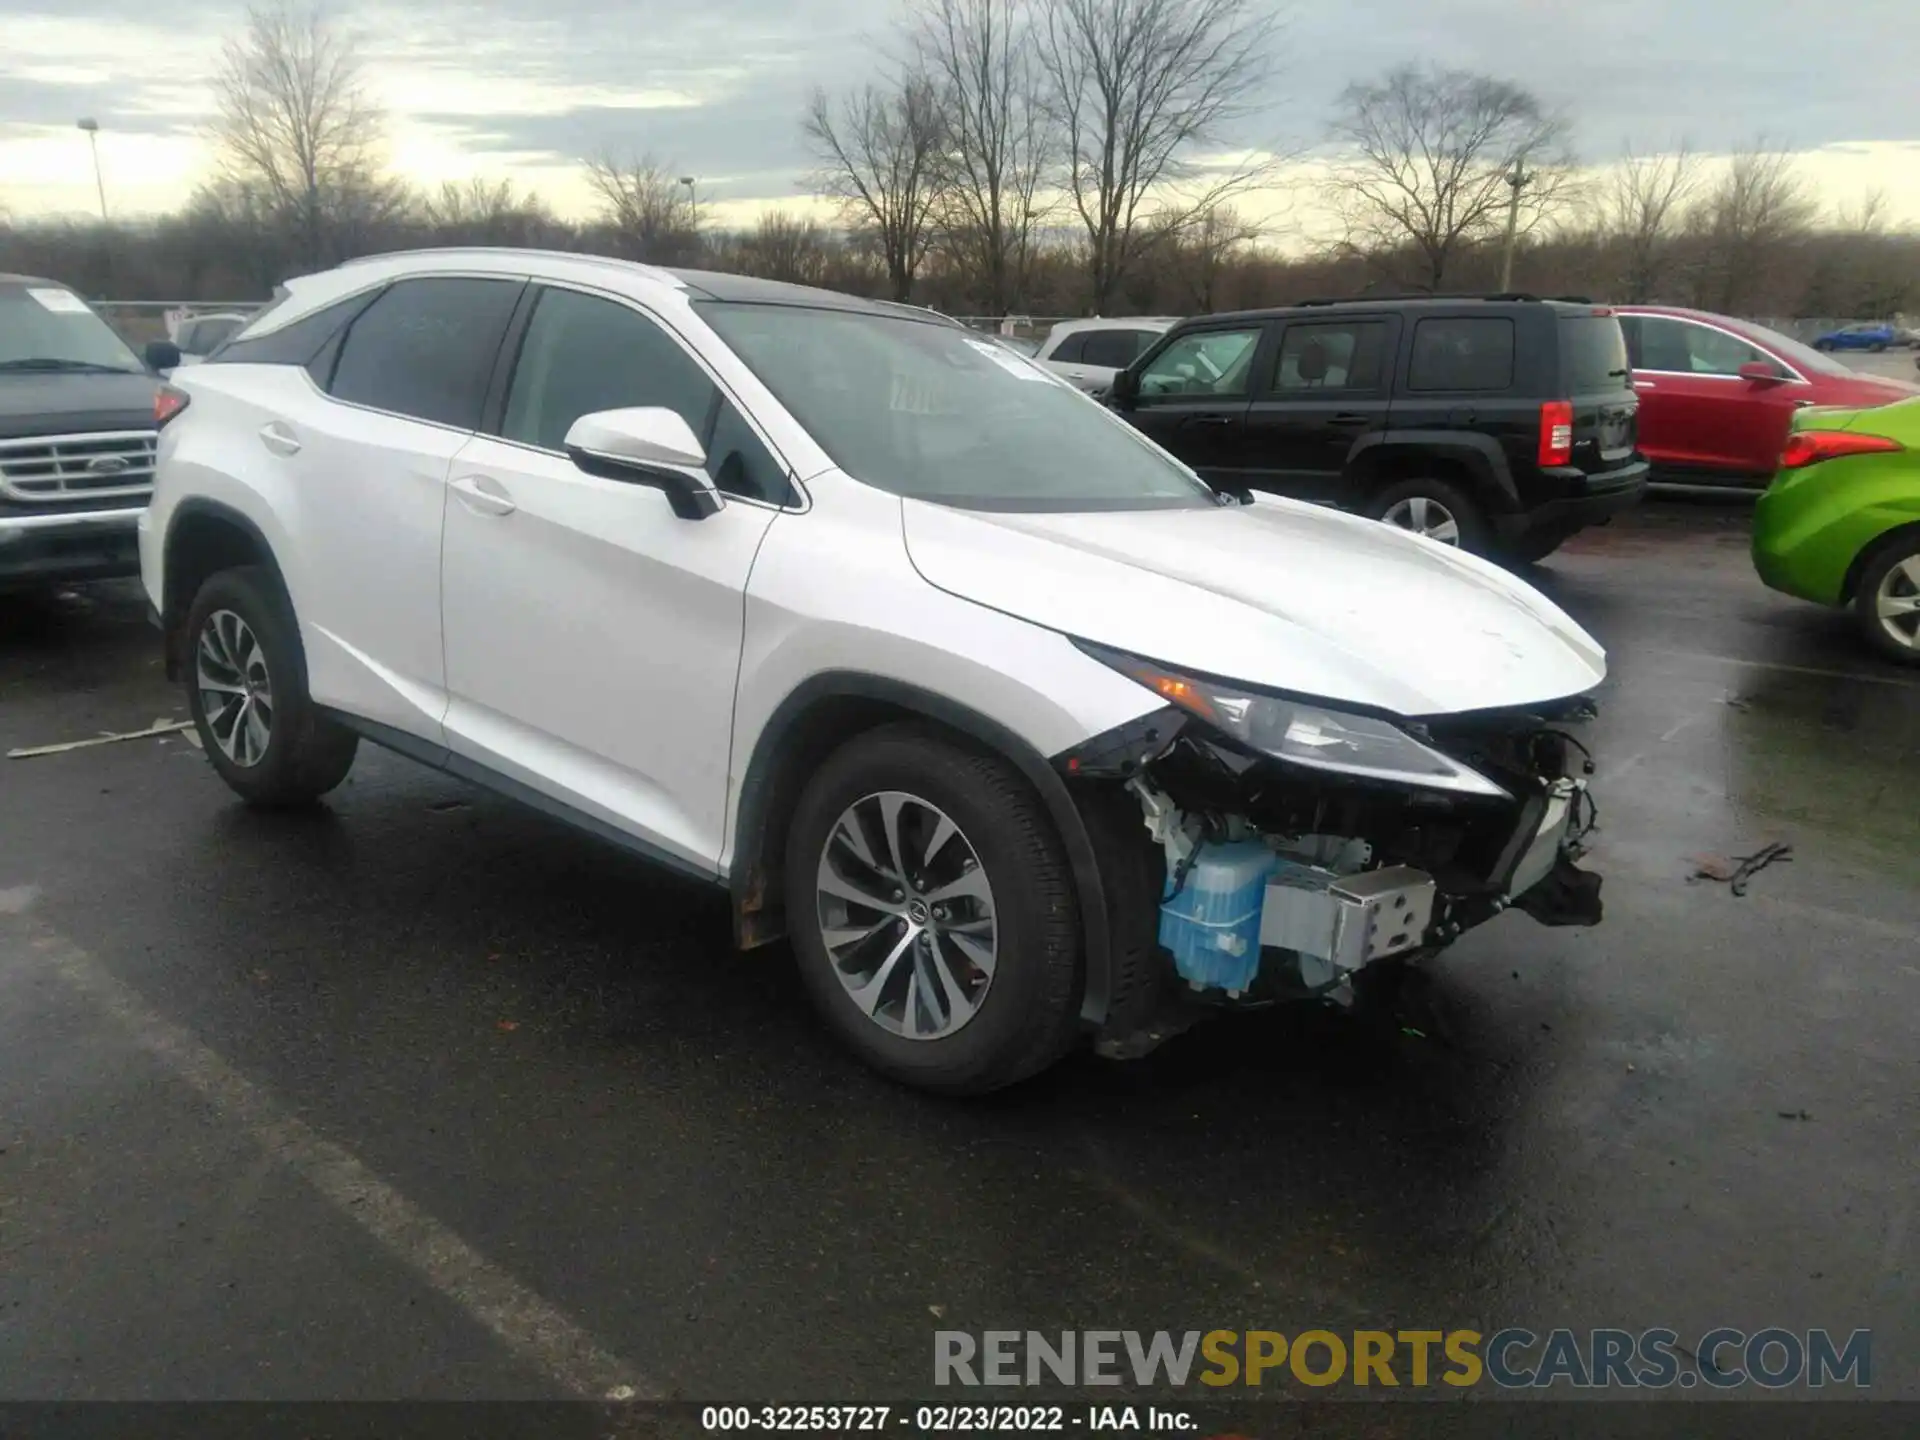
(1057, 643, 1603, 1050)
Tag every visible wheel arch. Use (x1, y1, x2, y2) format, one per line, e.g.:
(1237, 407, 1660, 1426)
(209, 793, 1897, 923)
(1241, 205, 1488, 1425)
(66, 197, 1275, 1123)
(1342, 433, 1519, 512)
(728, 671, 1121, 1028)
(1841, 518, 1920, 603)
(160, 499, 287, 681)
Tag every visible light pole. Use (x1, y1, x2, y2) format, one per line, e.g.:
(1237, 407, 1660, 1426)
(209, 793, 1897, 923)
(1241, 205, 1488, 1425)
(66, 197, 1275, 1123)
(679, 175, 699, 242)
(77, 117, 109, 224)
(1498, 155, 1532, 293)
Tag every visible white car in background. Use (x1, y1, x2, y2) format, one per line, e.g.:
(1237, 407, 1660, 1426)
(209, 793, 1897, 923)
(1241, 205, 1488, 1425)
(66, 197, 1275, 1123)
(141, 248, 1606, 1094)
(1035, 317, 1178, 395)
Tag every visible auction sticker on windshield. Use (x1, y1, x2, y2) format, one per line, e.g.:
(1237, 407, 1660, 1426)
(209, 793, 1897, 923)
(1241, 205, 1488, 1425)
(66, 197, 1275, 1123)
(27, 287, 91, 313)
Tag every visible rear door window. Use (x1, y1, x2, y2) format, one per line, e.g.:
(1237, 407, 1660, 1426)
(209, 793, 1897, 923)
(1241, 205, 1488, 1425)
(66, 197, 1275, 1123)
(328, 277, 523, 429)
(1556, 313, 1631, 393)
(1407, 317, 1515, 392)
(1270, 321, 1388, 392)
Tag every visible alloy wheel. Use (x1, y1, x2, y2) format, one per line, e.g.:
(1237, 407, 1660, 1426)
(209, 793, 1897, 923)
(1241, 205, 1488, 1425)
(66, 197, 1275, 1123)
(814, 790, 998, 1040)
(1874, 555, 1920, 652)
(196, 608, 274, 767)
(1382, 494, 1461, 545)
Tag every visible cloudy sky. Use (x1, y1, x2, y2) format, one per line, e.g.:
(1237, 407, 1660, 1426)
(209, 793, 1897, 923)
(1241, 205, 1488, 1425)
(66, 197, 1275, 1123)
(2, 0, 1917, 232)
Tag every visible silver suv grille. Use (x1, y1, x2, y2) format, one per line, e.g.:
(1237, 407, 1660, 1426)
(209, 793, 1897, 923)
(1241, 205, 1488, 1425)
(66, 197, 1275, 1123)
(0, 430, 158, 504)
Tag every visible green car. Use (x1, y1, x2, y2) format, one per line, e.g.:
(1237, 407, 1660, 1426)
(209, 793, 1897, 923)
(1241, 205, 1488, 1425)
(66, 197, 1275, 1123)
(1753, 396, 1920, 665)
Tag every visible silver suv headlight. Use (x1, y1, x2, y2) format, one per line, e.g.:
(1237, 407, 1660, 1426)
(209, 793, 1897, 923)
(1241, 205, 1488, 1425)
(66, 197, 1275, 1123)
(1080, 643, 1509, 798)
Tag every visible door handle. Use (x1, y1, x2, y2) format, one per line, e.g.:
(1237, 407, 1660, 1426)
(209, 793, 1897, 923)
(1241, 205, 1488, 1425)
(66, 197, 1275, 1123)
(259, 421, 301, 457)
(1329, 412, 1370, 427)
(1184, 415, 1235, 428)
(1633, 380, 1657, 391)
(450, 474, 516, 517)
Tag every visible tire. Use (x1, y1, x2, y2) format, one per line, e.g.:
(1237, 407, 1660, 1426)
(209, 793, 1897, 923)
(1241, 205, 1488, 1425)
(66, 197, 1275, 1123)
(1815, 340, 1834, 353)
(1870, 343, 1888, 354)
(184, 565, 358, 805)
(783, 723, 1082, 1094)
(1853, 533, 1920, 667)
(1365, 475, 1493, 554)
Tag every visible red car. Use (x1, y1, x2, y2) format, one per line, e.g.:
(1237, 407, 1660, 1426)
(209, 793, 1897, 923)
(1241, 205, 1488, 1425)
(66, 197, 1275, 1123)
(1615, 305, 1919, 490)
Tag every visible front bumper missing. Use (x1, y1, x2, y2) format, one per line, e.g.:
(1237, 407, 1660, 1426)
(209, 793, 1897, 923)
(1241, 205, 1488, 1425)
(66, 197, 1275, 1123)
(1253, 778, 1588, 983)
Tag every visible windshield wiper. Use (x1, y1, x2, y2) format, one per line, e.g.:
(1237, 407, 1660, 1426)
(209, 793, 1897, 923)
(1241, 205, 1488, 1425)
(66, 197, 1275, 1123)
(0, 358, 142, 374)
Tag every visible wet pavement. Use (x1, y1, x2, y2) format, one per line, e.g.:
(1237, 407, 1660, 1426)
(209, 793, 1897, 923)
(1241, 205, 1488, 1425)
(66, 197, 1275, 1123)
(1, 500, 1915, 1403)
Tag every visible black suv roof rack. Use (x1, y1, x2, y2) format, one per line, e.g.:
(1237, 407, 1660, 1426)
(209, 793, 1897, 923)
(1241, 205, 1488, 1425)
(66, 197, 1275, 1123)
(1292, 291, 1597, 307)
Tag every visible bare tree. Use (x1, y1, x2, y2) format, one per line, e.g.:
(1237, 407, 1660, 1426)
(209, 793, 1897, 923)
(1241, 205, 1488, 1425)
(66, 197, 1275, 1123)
(211, 2, 390, 267)
(1163, 203, 1262, 310)
(734, 210, 835, 285)
(1036, 0, 1279, 312)
(1599, 141, 1699, 302)
(804, 75, 946, 301)
(915, 0, 1051, 315)
(1684, 144, 1817, 314)
(584, 154, 700, 264)
(1327, 64, 1572, 292)
(422, 178, 558, 245)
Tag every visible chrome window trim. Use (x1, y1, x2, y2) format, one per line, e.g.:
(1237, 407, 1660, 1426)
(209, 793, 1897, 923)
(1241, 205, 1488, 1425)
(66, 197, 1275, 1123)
(1625, 312, 1811, 385)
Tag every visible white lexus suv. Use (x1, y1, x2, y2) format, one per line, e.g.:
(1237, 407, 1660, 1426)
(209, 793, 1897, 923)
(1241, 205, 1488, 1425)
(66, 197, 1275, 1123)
(141, 248, 1607, 1093)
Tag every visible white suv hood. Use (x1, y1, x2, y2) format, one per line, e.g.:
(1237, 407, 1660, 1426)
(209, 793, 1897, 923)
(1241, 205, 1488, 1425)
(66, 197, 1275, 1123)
(900, 495, 1605, 717)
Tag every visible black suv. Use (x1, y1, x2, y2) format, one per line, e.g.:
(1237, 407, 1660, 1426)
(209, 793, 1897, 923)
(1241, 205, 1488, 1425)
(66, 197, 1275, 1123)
(0, 274, 173, 592)
(1108, 295, 1646, 561)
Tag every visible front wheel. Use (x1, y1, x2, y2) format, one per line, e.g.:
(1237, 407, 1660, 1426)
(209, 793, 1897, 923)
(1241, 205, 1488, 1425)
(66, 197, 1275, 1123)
(1855, 534, 1920, 666)
(1365, 476, 1492, 553)
(185, 566, 358, 805)
(783, 724, 1082, 1094)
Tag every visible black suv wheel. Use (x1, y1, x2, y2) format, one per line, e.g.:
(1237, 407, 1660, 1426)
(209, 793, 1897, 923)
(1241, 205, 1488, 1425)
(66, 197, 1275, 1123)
(1365, 475, 1492, 553)
(783, 724, 1082, 1094)
(185, 566, 358, 805)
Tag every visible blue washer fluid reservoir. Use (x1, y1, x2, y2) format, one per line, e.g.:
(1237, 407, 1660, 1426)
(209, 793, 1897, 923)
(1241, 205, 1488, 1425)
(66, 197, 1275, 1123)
(1157, 839, 1278, 993)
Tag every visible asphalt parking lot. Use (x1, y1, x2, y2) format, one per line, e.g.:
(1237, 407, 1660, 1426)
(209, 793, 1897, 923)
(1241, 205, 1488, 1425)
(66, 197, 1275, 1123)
(1, 499, 1916, 1407)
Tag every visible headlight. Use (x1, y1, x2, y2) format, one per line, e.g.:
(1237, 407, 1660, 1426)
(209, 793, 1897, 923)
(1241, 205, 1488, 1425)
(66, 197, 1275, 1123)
(1080, 643, 1509, 798)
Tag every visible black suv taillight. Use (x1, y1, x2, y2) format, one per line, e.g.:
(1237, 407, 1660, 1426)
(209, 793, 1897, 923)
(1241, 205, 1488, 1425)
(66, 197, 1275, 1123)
(1537, 400, 1573, 466)
(155, 385, 190, 428)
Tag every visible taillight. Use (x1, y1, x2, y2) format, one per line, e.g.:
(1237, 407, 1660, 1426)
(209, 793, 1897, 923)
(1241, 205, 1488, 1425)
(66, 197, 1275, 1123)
(1538, 400, 1574, 466)
(1780, 430, 1902, 470)
(154, 385, 189, 428)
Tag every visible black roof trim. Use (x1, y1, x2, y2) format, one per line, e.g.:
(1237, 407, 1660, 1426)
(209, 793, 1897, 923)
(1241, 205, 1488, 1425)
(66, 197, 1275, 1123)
(667, 268, 955, 324)
(1197, 292, 1606, 324)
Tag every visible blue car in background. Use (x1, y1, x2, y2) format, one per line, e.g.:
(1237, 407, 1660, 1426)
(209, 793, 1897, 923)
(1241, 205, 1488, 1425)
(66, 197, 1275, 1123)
(1812, 322, 1906, 352)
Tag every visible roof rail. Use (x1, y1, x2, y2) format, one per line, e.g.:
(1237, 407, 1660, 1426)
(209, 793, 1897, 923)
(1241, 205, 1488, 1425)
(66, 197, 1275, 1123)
(333, 246, 673, 279)
(1291, 291, 1561, 307)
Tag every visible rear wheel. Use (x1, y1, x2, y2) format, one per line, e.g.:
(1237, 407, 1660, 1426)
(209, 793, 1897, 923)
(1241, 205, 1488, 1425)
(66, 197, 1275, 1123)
(185, 566, 358, 805)
(1855, 534, 1920, 666)
(1366, 475, 1493, 554)
(783, 724, 1082, 1094)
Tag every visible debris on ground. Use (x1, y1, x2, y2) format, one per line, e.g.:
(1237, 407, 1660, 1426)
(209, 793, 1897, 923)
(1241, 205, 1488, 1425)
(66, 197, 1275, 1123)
(427, 798, 472, 813)
(7, 718, 194, 759)
(1687, 841, 1793, 896)
(1777, 1109, 1812, 1121)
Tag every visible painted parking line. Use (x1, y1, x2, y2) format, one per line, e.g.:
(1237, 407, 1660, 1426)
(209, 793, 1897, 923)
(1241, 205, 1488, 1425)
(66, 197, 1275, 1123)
(13, 916, 652, 1402)
(1635, 646, 1920, 690)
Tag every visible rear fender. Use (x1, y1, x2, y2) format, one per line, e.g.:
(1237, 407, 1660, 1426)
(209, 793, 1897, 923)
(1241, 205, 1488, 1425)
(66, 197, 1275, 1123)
(1344, 432, 1520, 511)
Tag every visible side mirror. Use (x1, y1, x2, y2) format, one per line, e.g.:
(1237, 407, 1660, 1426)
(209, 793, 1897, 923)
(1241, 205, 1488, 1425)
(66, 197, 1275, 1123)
(1109, 367, 1138, 406)
(145, 340, 182, 373)
(563, 407, 722, 520)
(1738, 360, 1784, 385)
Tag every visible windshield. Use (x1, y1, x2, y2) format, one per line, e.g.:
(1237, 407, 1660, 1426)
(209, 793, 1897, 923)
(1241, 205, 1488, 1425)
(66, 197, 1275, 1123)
(0, 286, 144, 371)
(1737, 320, 1854, 376)
(697, 302, 1217, 512)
